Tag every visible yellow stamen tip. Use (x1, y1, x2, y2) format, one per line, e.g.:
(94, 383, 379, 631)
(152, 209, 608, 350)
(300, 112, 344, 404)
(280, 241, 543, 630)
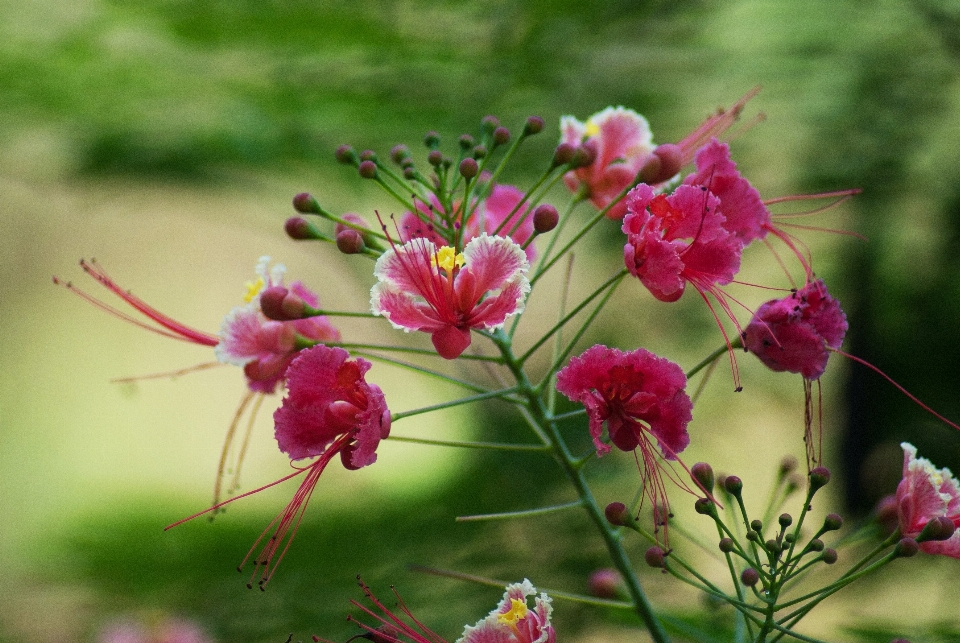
(433, 246, 465, 273)
(584, 120, 600, 138)
(244, 277, 265, 303)
(497, 598, 528, 626)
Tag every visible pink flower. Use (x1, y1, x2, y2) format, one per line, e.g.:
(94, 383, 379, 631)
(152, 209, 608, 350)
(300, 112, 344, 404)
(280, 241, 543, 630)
(896, 443, 960, 558)
(561, 107, 656, 219)
(172, 345, 390, 588)
(742, 279, 848, 380)
(556, 345, 692, 458)
(622, 183, 743, 303)
(682, 138, 770, 245)
(457, 580, 555, 643)
(99, 616, 213, 643)
(216, 257, 341, 393)
(371, 234, 530, 359)
(399, 184, 537, 260)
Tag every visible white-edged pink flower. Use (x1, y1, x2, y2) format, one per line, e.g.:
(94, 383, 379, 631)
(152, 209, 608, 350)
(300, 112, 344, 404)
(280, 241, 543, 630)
(897, 442, 960, 558)
(371, 234, 530, 359)
(457, 579, 555, 643)
(216, 256, 340, 392)
(561, 107, 656, 219)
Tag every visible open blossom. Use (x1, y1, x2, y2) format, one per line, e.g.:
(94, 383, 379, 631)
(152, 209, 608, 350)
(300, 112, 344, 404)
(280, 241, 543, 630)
(399, 184, 537, 260)
(216, 256, 340, 393)
(897, 443, 960, 558)
(171, 345, 390, 588)
(371, 233, 530, 359)
(561, 107, 656, 219)
(622, 182, 743, 303)
(742, 279, 848, 380)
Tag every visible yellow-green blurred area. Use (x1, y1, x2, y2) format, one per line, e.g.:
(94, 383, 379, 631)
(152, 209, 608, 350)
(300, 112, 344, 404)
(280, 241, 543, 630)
(3, 0, 960, 641)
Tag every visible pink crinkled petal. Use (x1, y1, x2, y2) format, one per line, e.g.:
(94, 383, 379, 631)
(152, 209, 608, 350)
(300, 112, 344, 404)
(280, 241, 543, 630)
(371, 285, 446, 332)
(347, 383, 390, 468)
(464, 279, 528, 330)
(461, 234, 529, 296)
(373, 239, 440, 294)
(215, 305, 266, 366)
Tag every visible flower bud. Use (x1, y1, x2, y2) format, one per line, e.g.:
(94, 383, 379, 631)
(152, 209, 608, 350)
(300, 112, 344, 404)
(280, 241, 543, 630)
(336, 229, 365, 255)
(644, 546, 665, 568)
(652, 143, 682, 181)
(459, 158, 479, 179)
(636, 154, 663, 184)
(524, 116, 544, 136)
(779, 513, 793, 528)
(785, 473, 803, 495)
(552, 143, 576, 167)
(424, 131, 441, 149)
(532, 204, 559, 233)
(260, 287, 308, 321)
(823, 513, 843, 532)
(694, 498, 715, 516)
(784, 533, 796, 543)
(334, 213, 369, 237)
(358, 160, 378, 179)
(809, 538, 824, 552)
(751, 519, 763, 534)
(285, 216, 323, 241)
(335, 144, 358, 165)
(472, 145, 487, 160)
(587, 569, 620, 599)
(779, 455, 799, 476)
(765, 539, 781, 554)
(492, 126, 511, 147)
(895, 537, 919, 558)
(891, 639, 912, 643)
(605, 502, 630, 526)
(359, 149, 377, 162)
(740, 568, 759, 587)
(822, 548, 838, 564)
(390, 144, 411, 164)
(427, 150, 444, 167)
(917, 516, 957, 542)
(724, 475, 743, 496)
(809, 467, 831, 492)
(458, 134, 475, 150)
(718, 537, 734, 553)
(570, 141, 597, 169)
(480, 115, 500, 134)
(746, 531, 760, 543)
(691, 462, 715, 494)
(875, 494, 899, 536)
(292, 192, 321, 214)
(403, 166, 417, 181)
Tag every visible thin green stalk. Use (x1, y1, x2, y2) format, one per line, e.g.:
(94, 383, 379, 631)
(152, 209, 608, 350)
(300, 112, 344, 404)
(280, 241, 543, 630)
(387, 435, 549, 451)
(350, 352, 490, 394)
(390, 386, 523, 422)
(456, 500, 583, 522)
(686, 339, 742, 380)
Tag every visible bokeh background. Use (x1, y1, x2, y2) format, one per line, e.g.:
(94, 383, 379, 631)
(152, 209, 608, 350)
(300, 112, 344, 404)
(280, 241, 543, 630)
(2, 1, 960, 642)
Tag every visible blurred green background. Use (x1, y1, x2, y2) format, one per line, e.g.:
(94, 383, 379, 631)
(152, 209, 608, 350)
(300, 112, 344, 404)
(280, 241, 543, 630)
(2, 0, 960, 641)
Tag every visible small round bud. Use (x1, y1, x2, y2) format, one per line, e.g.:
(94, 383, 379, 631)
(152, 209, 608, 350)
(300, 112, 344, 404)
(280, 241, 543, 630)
(809, 467, 831, 491)
(895, 537, 919, 558)
(605, 502, 629, 526)
(472, 145, 487, 159)
(779, 513, 793, 529)
(751, 519, 763, 533)
(784, 533, 796, 543)
(765, 539, 781, 554)
(570, 141, 597, 169)
(636, 154, 663, 184)
(334, 213, 369, 237)
(823, 513, 843, 532)
(403, 166, 417, 181)
(532, 204, 559, 233)
(424, 131, 441, 149)
(587, 569, 620, 599)
(718, 537, 734, 553)
(427, 150, 444, 167)
(480, 115, 500, 133)
(918, 516, 957, 542)
(779, 455, 799, 476)
(691, 462, 715, 494)
(336, 229, 365, 255)
(285, 216, 318, 240)
(552, 143, 576, 167)
(724, 475, 743, 496)
(458, 134, 475, 150)
(809, 538, 824, 552)
(821, 548, 838, 564)
(492, 126, 511, 147)
(746, 531, 760, 543)
(524, 115, 544, 136)
(875, 494, 899, 536)
(292, 192, 321, 214)
(651, 143, 682, 181)
(740, 568, 759, 587)
(694, 498, 715, 515)
(259, 286, 290, 320)
(644, 546, 665, 568)
(390, 144, 411, 164)
(785, 473, 803, 495)
(335, 144, 358, 165)
(459, 158, 479, 179)
(359, 149, 377, 162)
(358, 160, 378, 179)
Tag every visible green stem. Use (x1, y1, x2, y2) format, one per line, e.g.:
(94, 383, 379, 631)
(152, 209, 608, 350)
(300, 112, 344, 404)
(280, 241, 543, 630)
(387, 435, 549, 451)
(456, 500, 583, 522)
(390, 386, 523, 422)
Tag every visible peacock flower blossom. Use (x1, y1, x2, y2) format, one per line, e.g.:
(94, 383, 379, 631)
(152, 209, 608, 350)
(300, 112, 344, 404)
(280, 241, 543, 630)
(556, 345, 692, 541)
(216, 256, 340, 393)
(170, 345, 390, 589)
(622, 182, 743, 304)
(560, 107, 656, 219)
(457, 580, 555, 643)
(742, 279, 848, 381)
(371, 233, 530, 359)
(398, 184, 537, 260)
(896, 443, 960, 558)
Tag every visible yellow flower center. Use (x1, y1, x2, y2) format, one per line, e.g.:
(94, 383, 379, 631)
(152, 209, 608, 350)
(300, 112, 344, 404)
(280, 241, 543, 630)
(244, 276, 265, 303)
(584, 119, 600, 138)
(433, 246, 465, 273)
(497, 598, 528, 627)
